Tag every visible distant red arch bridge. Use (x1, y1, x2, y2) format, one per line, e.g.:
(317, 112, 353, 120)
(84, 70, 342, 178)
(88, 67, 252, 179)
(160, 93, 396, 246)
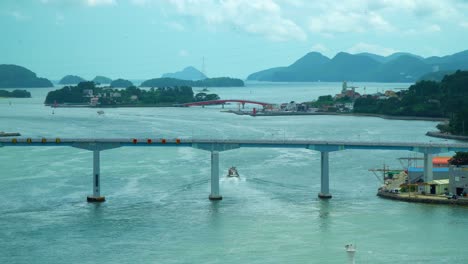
(183, 99, 273, 108)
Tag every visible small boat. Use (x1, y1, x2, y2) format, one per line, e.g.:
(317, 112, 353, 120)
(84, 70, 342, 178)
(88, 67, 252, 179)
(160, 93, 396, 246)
(345, 244, 356, 264)
(227, 166, 239, 177)
(97, 110, 105, 115)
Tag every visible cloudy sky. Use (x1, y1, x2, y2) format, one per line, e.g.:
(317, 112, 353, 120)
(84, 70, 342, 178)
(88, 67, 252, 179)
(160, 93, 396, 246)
(1, 0, 468, 80)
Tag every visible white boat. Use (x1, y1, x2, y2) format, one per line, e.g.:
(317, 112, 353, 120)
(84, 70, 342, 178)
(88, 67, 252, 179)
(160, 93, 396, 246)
(227, 166, 239, 177)
(345, 244, 356, 264)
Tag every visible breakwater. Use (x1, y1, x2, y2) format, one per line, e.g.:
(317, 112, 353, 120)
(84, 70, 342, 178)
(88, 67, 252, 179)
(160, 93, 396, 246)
(377, 191, 468, 206)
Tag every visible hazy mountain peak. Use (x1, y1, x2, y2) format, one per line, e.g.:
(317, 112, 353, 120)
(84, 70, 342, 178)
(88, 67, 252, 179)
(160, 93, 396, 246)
(289, 52, 330, 69)
(59, 75, 86, 85)
(162, 66, 207, 81)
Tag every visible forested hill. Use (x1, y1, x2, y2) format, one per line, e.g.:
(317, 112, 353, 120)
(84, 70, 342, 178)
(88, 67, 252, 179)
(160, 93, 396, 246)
(0, 64, 53, 88)
(140, 77, 244, 87)
(353, 70, 468, 135)
(59, 75, 85, 85)
(162, 66, 207, 81)
(44, 81, 220, 106)
(247, 50, 468, 82)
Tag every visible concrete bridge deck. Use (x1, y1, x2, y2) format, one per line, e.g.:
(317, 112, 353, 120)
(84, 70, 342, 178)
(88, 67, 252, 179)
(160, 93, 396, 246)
(2, 137, 468, 202)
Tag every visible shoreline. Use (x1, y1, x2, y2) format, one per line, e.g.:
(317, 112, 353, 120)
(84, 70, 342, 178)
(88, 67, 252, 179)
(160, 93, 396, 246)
(377, 191, 468, 206)
(45, 103, 178, 108)
(225, 110, 448, 122)
(425, 131, 468, 141)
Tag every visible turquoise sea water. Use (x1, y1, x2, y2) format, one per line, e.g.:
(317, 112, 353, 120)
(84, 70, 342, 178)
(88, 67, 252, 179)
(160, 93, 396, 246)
(1, 82, 467, 264)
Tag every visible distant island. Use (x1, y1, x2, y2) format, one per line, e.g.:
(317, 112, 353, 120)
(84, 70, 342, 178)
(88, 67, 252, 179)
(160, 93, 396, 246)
(110, 78, 133, 88)
(0, 64, 53, 88)
(162, 66, 207, 81)
(59, 75, 86, 85)
(247, 50, 468, 82)
(44, 81, 220, 107)
(141, 77, 244, 87)
(0, 89, 31, 98)
(92, 76, 112, 84)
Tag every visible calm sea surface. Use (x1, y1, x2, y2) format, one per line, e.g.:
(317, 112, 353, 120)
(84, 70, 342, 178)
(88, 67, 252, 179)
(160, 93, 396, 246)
(1, 82, 466, 263)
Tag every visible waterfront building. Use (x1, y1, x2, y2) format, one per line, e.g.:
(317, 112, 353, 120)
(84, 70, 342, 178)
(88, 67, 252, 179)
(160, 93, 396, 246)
(449, 165, 468, 196)
(423, 179, 449, 195)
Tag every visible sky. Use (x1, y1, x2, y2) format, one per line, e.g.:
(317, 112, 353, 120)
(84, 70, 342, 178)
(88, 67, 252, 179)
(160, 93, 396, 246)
(1, 0, 468, 80)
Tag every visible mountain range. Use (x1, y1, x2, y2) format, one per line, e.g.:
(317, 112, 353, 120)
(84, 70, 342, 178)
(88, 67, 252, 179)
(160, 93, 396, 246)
(247, 50, 468, 82)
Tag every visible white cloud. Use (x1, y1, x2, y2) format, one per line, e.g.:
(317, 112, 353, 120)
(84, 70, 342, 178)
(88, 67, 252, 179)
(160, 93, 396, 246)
(305, 0, 466, 36)
(311, 43, 329, 53)
(347, 42, 398, 56)
(309, 10, 393, 34)
(162, 0, 307, 41)
(55, 13, 65, 25)
(10, 11, 29, 21)
(85, 0, 115, 6)
(178, 49, 189, 57)
(404, 24, 442, 35)
(165, 21, 185, 31)
(425, 24, 441, 32)
(40, 0, 115, 6)
(131, 0, 150, 5)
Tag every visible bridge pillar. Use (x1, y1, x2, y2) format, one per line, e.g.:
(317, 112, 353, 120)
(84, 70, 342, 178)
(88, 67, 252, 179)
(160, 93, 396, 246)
(242, 103, 245, 109)
(424, 153, 433, 183)
(209, 151, 222, 200)
(318, 151, 332, 199)
(222, 104, 225, 109)
(87, 149, 105, 202)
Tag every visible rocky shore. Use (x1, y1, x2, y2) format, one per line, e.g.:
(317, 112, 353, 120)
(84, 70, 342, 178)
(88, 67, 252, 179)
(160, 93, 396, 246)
(426, 131, 468, 141)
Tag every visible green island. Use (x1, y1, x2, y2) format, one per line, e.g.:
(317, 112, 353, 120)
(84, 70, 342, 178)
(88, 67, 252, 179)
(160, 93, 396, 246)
(140, 77, 244, 87)
(0, 89, 31, 98)
(59, 75, 86, 85)
(44, 81, 220, 107)
(92, 76, 112, 85)
(110, 78, 133, 88)
(0, 64, 53, 88)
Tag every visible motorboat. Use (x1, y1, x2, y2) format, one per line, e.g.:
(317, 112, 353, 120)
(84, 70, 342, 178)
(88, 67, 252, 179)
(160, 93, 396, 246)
(227, 166, 239, 177)
(97, 110, 105, 115)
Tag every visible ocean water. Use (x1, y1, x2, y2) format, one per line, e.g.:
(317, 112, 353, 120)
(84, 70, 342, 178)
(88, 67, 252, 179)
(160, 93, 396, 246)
(1, 82, 467, 264)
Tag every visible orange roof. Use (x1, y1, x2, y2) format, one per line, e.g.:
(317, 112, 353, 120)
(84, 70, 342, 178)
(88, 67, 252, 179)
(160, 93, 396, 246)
(433, 157, 451, 165)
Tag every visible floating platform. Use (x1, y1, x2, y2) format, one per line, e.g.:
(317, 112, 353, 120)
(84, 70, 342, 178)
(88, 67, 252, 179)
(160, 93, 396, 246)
(87, 196, 106, 203)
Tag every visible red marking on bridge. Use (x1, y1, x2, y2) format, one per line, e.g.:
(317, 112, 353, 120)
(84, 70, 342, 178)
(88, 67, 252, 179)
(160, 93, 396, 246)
(183, 99, 272, 107)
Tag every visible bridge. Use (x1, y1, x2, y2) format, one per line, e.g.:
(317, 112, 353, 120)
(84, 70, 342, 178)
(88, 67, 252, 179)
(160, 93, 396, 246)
(183, 99, 272, 108)
(2, 137, 467, 202)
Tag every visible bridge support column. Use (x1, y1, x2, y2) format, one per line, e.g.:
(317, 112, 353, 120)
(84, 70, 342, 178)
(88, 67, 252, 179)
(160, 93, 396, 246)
(87, 149, 105, 202)
(209, 151, 222, 201)
(318, 151, 332, 199)
(424, 153, 433, 183)
(222, 104, 225, 109)
(242, 103, 245, 109)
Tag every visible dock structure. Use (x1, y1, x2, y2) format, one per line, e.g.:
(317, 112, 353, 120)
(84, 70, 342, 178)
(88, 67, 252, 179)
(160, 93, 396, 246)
(2, 138, 468, 202)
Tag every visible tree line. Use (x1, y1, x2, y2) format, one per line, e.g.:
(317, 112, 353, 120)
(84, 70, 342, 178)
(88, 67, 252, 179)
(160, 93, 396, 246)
(44, 81, 220, 106)
(0, 89, 31, 98)
(353, 70, 468, 135)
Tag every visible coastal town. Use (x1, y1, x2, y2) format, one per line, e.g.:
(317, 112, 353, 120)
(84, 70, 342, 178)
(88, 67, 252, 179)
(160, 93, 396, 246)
(229, 81, 397, 115)
(376, 153, 468, 205)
